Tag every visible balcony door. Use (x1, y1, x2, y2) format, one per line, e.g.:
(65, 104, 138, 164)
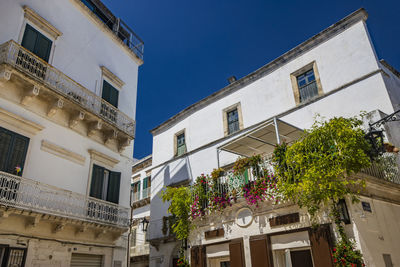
(21, 24, 52, 62)
(0, 127, 29, 176)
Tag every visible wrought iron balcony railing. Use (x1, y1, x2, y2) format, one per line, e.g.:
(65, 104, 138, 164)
(0, 40, 135, 137)
(0, 171, 129, 227)
(79, 0, 144, 60)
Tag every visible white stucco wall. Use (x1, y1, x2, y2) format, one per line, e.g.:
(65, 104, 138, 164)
(0, 0, 139, 120)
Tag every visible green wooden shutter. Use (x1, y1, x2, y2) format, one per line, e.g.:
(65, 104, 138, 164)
(21, 24, 52, 62)
(90, 165, 104, 199)
(0, 127, 29, 176)
(6, 135, 29, 176)
(0, 129, 13, 172)
(102, 81, 119, 107)
(142, 177, 149, 198)
(21, 24, 38, 52)
(107, 171, 121, 204)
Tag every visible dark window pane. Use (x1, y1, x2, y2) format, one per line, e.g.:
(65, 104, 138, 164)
(90, 165, 105, 199)
(21, 24, 52, 62)
(0, 127, 29, 176)
(107, 171, 121, 204)
(227, 109, 239, 135)
(297, 69, 318, 102)
(21, 25, 38, 52)
(102, 81, 119, 107)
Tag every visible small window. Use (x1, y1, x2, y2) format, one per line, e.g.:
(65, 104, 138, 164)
(0, 127, 30, 176)
(101, 80, 119, 108)
(227, 108, 240, 135)
(131, 228, 137, 247)
(296, 69, 318, 102)
(176, 132, 186, 156)
(21, 24, 52, 62)
(142, 176, 151, 198)
(90, 164, 121, 204)
(337, 199, 351, 224)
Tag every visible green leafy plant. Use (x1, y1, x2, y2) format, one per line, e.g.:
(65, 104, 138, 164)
(211, 168, 225, 180)
(272, 116, 371, 218)
(161, 187, 192, 240)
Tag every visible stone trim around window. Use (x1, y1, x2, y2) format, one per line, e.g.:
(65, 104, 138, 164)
(173, 129, 187, 157)
(290, 61, 323, 105)
(100, 66, 125, 89)
(88, 149, 119, 168)
(222, 102, 244, 136)
(0, 107, 44, 136)
(23, 6, 62, 40)
(41, 140, 86, 165)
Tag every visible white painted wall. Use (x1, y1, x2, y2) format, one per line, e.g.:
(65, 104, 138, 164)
(0, 0, 139, 120)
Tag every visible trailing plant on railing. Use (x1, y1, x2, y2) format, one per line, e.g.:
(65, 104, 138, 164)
(211, 168, 225, 180)
(233, 155, 262, 176)
(272, 116, 371, 218)
(242, 172, 279, 207)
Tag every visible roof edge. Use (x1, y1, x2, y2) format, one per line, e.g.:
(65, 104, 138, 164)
(150, 8, 368, 135)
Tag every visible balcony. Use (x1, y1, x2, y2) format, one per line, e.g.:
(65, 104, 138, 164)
(79, 0, 144, 61)
(131, 187, 151, 208)
(0, 171, 129, 228)
(0, 40, 135, 150)
(130, 243, 150, 257)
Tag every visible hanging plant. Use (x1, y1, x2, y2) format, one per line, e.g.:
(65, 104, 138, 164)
(242, 173, 279, 207)
(208, 192, 232, 212)
(211, 168, 225, 180)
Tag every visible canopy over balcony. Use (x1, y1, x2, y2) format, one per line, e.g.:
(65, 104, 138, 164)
(219, 118, 303, 157)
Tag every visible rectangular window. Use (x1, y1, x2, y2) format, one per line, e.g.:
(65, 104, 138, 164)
(176, 133, 186, 156)
(227, 108, 240, 135)
(0, 127, 29, 176)
(132, 181, 141, 201)
(142, 176, 151, 198)
(131, 228, 137, 247)
(296, 69, 318, 103)
(102, 80, 119, 108)
(21, 24, 52, 62)
(90, 164, 121, 204)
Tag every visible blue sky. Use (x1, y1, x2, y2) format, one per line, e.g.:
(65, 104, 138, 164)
(102, 0, 400, 159)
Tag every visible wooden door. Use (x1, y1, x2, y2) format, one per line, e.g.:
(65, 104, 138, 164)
(250, 235, 271, 267)
(309, 225, 333, 267)
(229, 238, 245, 267)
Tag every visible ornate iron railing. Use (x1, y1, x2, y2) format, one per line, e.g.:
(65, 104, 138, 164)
(361, 153, 400, 184)
(0, 40, 135, 137)
(0, 171, 129, 227)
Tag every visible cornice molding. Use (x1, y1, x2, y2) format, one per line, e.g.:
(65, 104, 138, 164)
(0, 107, 44, 136)
(88, 149, 119, 168)
(41, 140, 86, 165)
(23, 6, 62, 39)
(101, 66, 125, 88)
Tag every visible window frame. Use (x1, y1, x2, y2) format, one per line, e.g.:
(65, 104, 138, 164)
(222, 102, 244, 136)
(290, 61, 323, 105)
(101, 79, 120, 108)
(89, 164, 121, 204)
(174, 129, 187, 157)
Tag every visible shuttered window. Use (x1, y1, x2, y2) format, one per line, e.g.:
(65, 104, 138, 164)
(0, 127, 29, 176)
(229, 239, 245, 267)
(21, 24, 52, 62)
(102, 80, 119, 108)
(90, 164, 121, 204)
(142, 176, 150, 198)
(70, 253, 103, 267)
(176, 133, 186, 156)
(250, 236, 271, 267)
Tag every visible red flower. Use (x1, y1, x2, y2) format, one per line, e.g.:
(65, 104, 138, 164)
(333, 248, 336, 252)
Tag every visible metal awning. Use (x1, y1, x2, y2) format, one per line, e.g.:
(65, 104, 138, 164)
(218, 118, 303, 157)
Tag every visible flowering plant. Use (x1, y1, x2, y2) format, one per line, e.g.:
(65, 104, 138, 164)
(242, 173, 279, 207)
(176, 255, 190, 267)
(233, 155, 262, 176)
(211, 168, 225, 180)
(190, 196, 205, 220)
(208, 192, 232, 212)
(332, 239, 365, 267)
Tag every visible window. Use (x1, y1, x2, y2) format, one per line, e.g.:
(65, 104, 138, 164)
(142, 176, 151, 198)
(0, 127, 29, 176)
(101, 80, 119, 108)
(90, 164, 121, 204)
(100, 80, 119, 123)
(227, 108, 240, 135)
(132, 181, 140, 201)
(296, 69, 318, 102)
(131, 228, 137, 247)
(290, 62, 322, 105)
(176, 132, 186, 156)
(21, 24, 52, 62)
(337, 199, 351, 224)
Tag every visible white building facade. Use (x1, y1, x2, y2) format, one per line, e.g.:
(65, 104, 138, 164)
(148, 9, 400, 267)
(130, 155, 152, 267)
(0, 0, 143, 266)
